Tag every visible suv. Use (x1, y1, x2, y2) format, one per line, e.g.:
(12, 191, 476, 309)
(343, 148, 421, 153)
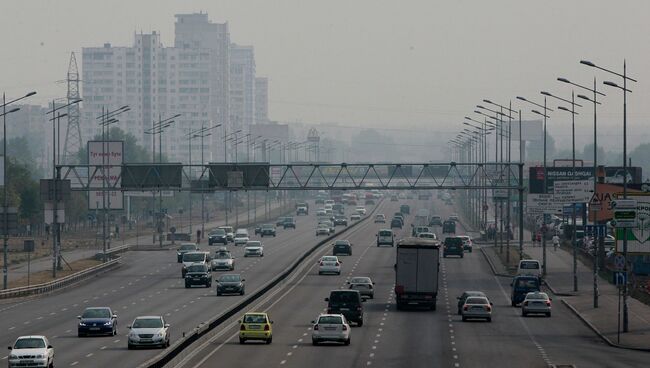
(412, 225, 431, 237)
(218, 226, 234, 242)
(332, 204, 345, 215)
(296, 205, 308, 216)
(325, 290, 364, 326)
(276, 217, 288, 227)
(184, 263, 212, 288)
(177, 242, 199, 262)
(233, 229, 250, 246)
(333, 240, 352, 256)
(260, 224, 276, 237)
(443, 237, 464, 258)
(181, 252, 210, 277)
(442, 220, 456, 234)
(400, 204, 410, 215)
(511, 275, 541, 306)
(208, 229, 228, 245)
(283, 217, 296, 229)
(333, 215, 348, 227)
(390, 217, 403, 229)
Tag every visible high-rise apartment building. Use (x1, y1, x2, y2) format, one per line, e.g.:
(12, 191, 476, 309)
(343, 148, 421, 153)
(81, 13, 233, 164)
(230, 44, 256, 134)
(255, 77, 269, 124)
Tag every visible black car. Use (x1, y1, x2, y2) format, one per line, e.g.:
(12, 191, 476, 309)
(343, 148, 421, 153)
(443, 237, 464, 258)
(332, 240, 352, 256)
(333, 215, 348, 227)
(326, 290, 364, 326)
(185, 263, 212, 288)
(216, 274, 245, 296)
(177, 243, 199, 262)
(429, 216, 443, 226)
(332, 204, 345, 215)
(276, 217, 288, 227)
(208, 229, 228, 245)
(283, 217, 296, 229)
(442, 220, 456, 234)
(391, 218, 403, 229)
(78, 307, 117, 337)
(400, 204, 410, 215)
(260, 224, 276, 237)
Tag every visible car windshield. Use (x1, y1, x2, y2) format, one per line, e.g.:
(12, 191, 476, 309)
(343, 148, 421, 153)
(14, 338, 46, 349)
(243, 314, 267, 324)
(82, 308, 111, 319)
(350, 277, 371, 284)
(215, 253, 231, 259)
(318, 316, 343, 324)
(515, 279, 539, 288)
(133, 318, 163, 329)
(329, 292, 358, 303)
(210, 229, 225, 235)
(262, 224, 274, 229)
(235, 233, 248, 238)
(220, 227, 233, 232)
(466, 297, 488, 304)
(526, 293, 548, 300)
(419, 233, 435, 238)
(220, 274, 241, 282)
(246, 241, 262, 247)
(520, 262, 539, 269)
(379, 231, 392, 236)
(187, 264, 206, 272)
(179, 244, 196, 250)
(335, 240, 349, 245)
(322, 256, 337, 262)
(183, 253, 205, 262)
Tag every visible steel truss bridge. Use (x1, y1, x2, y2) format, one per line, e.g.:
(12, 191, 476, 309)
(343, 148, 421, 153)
(54, 162, 525, 192)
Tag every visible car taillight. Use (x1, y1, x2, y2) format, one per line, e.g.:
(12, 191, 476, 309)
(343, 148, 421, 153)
(320, 262, 324, 266)
(523, 301, 528, 306)
(335, 262, 340, 266)
(546, 301, 551, 306)
(395, 285, 404, 295)
(368, 284, 373, 289)
(342, 325, 347, 331)
(313, 324, 319, 331)
(240, 324, 246, 331)
(485, 305, 491, 312)
(264, 324, 270, 331)
(463, 305, 468, 311)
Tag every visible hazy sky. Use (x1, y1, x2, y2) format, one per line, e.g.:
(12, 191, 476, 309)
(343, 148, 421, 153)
(1, 0, 649, 149)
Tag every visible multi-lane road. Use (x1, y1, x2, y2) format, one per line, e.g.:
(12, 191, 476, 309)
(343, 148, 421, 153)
(3, 196, 650, 368)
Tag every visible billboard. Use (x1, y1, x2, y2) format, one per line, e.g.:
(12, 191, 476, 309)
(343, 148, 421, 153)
(88, 141, 123, 210)
(529, 166, 642, 194)
(208, 163, 270, 189)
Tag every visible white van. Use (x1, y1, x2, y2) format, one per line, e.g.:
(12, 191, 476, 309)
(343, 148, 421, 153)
(376, 229, 395, 247)
(517, 260, 542, 279)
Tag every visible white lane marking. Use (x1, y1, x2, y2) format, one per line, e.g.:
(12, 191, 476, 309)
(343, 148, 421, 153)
(86, 353, 93, 358)
(70, 362, 79, 366)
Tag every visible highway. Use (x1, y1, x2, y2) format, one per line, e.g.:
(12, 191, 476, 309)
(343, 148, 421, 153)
(0, 200, 373, 367)
(172, 197, 650, 368)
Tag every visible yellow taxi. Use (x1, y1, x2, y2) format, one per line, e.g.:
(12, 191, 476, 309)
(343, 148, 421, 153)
(239, 312, 273, 344)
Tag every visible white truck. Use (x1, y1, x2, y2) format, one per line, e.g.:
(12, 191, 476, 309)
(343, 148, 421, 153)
(394, 237, 440, 310)
(414, 208, 430, 226)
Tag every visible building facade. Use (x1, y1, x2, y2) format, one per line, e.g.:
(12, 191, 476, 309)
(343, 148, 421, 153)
(230, 44, 256, 134)
(255, 77, 269, 125)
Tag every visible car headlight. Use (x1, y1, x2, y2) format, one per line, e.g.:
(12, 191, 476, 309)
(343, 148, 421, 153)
(79, 322, 86, 326)
(35, 354, 44, 359)
(156, 332, 164, 338)
(9, 354, 17, 359)
(104, 321, 112, 326)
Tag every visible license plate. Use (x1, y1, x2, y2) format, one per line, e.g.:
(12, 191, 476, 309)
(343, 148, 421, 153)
(340, 308, 349, 311)
(248, 325, 261, 330)
(141, 339, 152, 342)
(90, 327, 101, 330)
(324, 327, 336, 331)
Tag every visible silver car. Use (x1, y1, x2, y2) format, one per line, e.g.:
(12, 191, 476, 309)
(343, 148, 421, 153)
(522, 291, 552, 317)
(244, 241, 264, 257)
(127, 316, 170, 349)
(318, 256, 341, 275)
(348, 277, 374, 299)
(461, 296, 492, 322)
(311, 314, 351, 346)
(8, 336, 54, 368)
(212, 251, 235, 270)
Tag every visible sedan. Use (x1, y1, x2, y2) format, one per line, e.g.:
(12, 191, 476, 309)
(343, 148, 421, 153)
(348, 277, 374, 299)
(8, 336, 54, 368)
(461, 296, 492, 322)
(456, 291, 486, 315)
(216, 274, 245, 296)
(239, 312, 273, 344)
(522, 291, 552, 317)
(211, 251, 235, 271)
(318, 256, 341, 275)
(127, 316, 170, 349)
(176, 243, 198, 262)
(316, 224, 331, 236)
(312, 314, 350, 346)
(374, 214, 386, 223)
(244, 241, 264, 257)
(77, 307, 117, 337)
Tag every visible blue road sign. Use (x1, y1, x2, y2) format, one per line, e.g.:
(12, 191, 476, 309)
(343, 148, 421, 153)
(613, 271, 627, 286)
(585, 224, 607, 238)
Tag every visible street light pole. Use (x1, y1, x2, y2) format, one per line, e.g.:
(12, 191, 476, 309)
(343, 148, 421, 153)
(1, 90, 33, 289)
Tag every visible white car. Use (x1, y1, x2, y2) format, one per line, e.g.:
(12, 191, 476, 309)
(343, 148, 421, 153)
(312, 314, 351, 345)
(211, 251, 235, 270)
(318, 255, 341, 275)
(316, 224, 331, 236)
(374, 214, 386, 223)
(316, 208, 327, 217)
(522, 291, 552, 317)
(355, 206, 366, 215)
(350, 214, 361, 221)
(244, 241, 264, 257)
(8, 336, 54, 368)
(233, 229, 250, 246)
(461, 296, 492, 322)
(128, 316, 170, 349)
(418, 232, 437, 240)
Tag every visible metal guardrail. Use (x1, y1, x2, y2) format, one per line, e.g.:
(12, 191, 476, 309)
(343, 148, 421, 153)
(0, 257, 122, 300)
(95, 244, 129, 261)
(139, 199, 383, 368)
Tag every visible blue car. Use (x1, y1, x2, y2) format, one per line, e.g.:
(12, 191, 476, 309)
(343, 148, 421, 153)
(78, 307, 117, 337)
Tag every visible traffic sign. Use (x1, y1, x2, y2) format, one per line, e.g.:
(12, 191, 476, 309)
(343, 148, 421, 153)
(527, 193, 563, 215)
(614, 254, 625, 271)
(585, 224, 607, 238)
(612, 199, 637, 228)
(612, 199, 637, 209)
(613, 271, 627, 286)
(553, 180, 592, 203)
